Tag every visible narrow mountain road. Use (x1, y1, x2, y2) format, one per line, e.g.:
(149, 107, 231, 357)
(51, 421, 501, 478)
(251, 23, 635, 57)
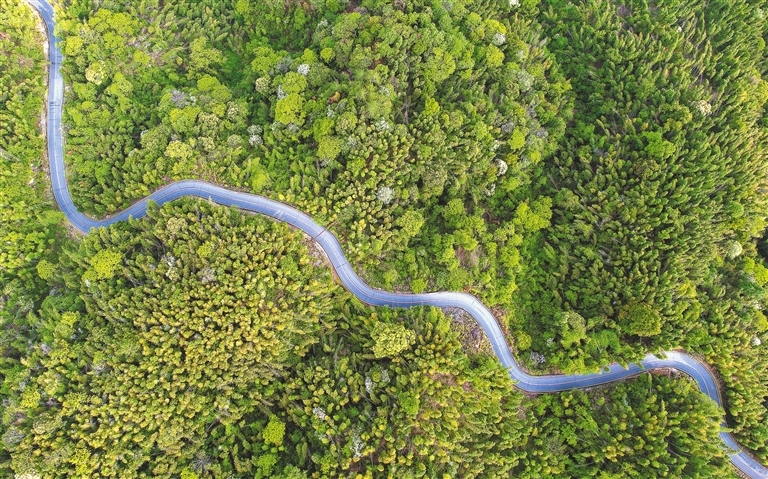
(25, 0, 768, 476)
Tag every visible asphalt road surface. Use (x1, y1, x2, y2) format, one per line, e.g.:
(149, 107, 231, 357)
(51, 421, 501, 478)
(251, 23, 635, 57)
(25, 0, 768, 476)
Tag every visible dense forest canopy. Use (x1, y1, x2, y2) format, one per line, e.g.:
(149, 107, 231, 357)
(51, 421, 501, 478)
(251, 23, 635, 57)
(57, 0, 571, 319)
(0, 0, 65, 438)
(522, 0, 768, 368)
(516, 0, 768, 459)
(1, 0, 768, 476)
(1, 200, 734, 478)
(516, 373, 733, 478)
(0, 0, 63, 292)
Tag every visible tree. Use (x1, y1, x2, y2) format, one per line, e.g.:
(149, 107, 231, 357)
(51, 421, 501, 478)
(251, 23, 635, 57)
(316, 136, 342, 161)
(36, 259, 55, 280)
(395, 210, 425, 241)
(371, 321, 416, 358)
(516, 374, 732, 477)
(8, 201, 339, 477)
(262, 417, 286, 447)
(188, 37, 221, 75)
(85, 61, 107, 85)
(82, 249, 122, 281)
(274, 94, 304, 125)
(617, 303, 661, 337)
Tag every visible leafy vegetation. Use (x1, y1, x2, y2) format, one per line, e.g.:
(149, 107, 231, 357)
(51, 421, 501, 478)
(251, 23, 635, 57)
(57, 0, 254, 212)
(515, 0, 768, 459)
(2, 0, 768, 476)
(0, 0, 66, 462)
(1, 200, 734, 478)
(0, 0, 63, 289)
(520, 0, 768, 365)
(515, 373, 735, 478)
(5, 201, 339, 476)
(57, 0, 571, 318)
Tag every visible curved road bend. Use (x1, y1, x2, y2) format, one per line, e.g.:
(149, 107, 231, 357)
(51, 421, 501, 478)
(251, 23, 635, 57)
(25, 0, 768, 476)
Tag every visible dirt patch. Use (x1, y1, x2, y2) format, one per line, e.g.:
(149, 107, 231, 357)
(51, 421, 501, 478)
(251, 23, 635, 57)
(28, 8, 49, 57)
(455, 246, 480, 268)
(516, 406, 528, 420)
(490, 306, 510, 335)
(443, 307, 494, 357)
(648, 367, 682, 379)
(303, 235, 331, 269)
(429, 372, 456, 387)
(616, 4, 632, 17)
(39, 109, 47, 139)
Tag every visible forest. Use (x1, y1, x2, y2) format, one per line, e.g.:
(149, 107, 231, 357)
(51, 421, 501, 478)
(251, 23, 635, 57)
(1, 199, 735, 478)
(0, 0, 767, 476)
(518, 0, 768, 459)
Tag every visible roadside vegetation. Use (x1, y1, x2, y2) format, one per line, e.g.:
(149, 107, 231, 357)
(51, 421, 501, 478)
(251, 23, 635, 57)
(0, 0, 63, 295)
(0, 2, 66, 467)
(1, 0, 767, 476)
(518, 0, 768, 458)
(57, 0, 570, 319)
(1, 200, 732, 478)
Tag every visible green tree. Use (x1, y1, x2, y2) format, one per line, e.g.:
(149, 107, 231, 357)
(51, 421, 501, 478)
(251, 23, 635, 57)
(262, 417, 286, 447)
(618, 303, 662, 337)
(83, 249, 122, 281)
(371, 321, 416, 358)
(274, 94, 305, 125)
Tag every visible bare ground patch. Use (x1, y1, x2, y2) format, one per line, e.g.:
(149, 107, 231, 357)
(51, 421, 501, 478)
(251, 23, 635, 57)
(443, 307, 493, 357)
(303, 235, 332, 270)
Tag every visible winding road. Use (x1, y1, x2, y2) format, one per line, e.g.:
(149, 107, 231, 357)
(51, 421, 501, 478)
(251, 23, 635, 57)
(24, 0, 768, 476)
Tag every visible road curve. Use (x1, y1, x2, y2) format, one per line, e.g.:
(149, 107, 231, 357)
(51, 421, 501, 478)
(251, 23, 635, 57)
(24, 0, 768, 476)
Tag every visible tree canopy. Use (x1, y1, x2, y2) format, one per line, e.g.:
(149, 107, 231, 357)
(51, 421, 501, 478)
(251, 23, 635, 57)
(2, 0, 768, 475)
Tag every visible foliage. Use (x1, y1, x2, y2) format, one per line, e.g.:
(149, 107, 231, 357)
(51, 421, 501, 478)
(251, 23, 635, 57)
(3, 0, 767, 475)
(55, 0, 572, 323)
(519, 0, 768, 369)
(516, 0, 768, 457)
(2, 200, 532, 478)
(273, 306, 528, 478)
(370, 321, 415, 358)
(0, 0, 63, 288)
(0, 1, 65, 473)
(4, 201, 339, 477)
(618, 303, 662, 338)
(81, 249, 122, 281)
(262, 416, 286, 447)
(239, 0, 570, 315)
(56, 0, 255, 215)
(515, 374, 735, 478)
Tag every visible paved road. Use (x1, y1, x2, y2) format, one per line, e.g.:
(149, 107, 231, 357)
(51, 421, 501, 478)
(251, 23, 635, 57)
(25, 0, 768, 476)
